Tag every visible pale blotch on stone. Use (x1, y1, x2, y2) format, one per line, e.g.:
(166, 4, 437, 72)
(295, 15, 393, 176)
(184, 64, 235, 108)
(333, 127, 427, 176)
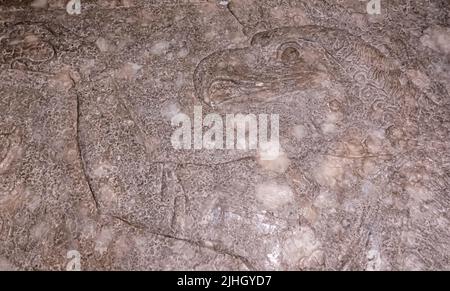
(0, 128, 23, 175)
(364, 130, 386, 154)
(161, 102, 181, 122)
(26, 190, 41, 212)
(116, 62, 142, 81)
(64, 143, 79, 165)
(361, 180, 378, 197)
(0, 257, 16, 271)
(98, 0, 116, 8)
(403, 254, 426, 271)
(93, 162, 114, 178)
(121, 0, 135, 7)
(366, 249, 383, 271)
(50, 70, 76, 91)
(257, 143, 290, 174)
(21, 34, 40, 45)
(362, 158, 377, 176)
(95, 37, 112, 53)
(150, 40, 170, 56)
(320, 112, 342, 134)
(401, 230, 418, 246)
(299, 201, 319, 224)
(343, 138, 365, 157)
(175, 72, 185, 89)
(282, 226, 323, 268)
(255, 181, 294, 210)
(79, 216, 97, 240)
(258, 152, 291, 174)
(253, 213, 280, 235)
(177, 47, 189, 58)
(140, 135, 159, 156)
(406, 185, 433, 202)
(98, 184, 118, 208)
(314, 157, 345, 188)
(313, 191, 338, 210)
(291, 124, 308, 140)
(406, 69, 430, 89)
(114, 235, 132, 259)
(95, 227, 114, 255)
(172, 240, 196, 261)
(266, 243, 281, 269)
(204, 30, 218, 41)
(420, 26, 450, 55)
(30, 0, 48, 9)
(30, 221, 49, 239)
(47, 0, 66, 9)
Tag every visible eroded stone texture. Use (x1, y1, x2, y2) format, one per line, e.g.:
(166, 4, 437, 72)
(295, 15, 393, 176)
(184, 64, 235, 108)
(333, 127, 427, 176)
(0, 0, 449, 270)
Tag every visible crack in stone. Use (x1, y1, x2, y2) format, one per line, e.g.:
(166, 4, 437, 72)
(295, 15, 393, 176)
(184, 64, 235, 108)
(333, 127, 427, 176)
(226, 1, 245, 30)
(150, 156, 256, 167)
(75, 91, 100, 213)
(110, 215, 255, 270)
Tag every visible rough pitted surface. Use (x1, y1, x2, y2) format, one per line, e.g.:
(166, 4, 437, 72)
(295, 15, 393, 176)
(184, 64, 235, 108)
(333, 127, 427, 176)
(0, 0, 449, 270)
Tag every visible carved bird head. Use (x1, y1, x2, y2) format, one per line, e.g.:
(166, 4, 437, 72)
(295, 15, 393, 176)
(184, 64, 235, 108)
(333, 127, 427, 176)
(193, 26, 341, 109)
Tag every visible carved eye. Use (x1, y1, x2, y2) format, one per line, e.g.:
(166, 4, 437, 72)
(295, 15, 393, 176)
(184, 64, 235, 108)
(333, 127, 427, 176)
(281, 47, 300, 64)
(277, 42, 302, 64)
(251, 31, 272, 47)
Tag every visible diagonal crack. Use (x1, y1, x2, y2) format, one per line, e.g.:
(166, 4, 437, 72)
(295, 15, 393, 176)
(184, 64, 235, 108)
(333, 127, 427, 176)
(226, 2, 245, 29)
(75, 91, 100, 213)
(110, 215, 255, 270)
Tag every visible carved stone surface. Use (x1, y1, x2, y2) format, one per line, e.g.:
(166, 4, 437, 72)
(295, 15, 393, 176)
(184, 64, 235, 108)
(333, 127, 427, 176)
(0, 0, 449, 270)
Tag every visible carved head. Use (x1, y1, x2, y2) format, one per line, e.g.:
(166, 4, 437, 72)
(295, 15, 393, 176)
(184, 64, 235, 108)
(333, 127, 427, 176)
(193, 27, 343, 109)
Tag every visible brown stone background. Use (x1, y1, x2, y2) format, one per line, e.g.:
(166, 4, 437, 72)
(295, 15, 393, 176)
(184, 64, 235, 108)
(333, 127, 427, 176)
(0, 0, 449, 270)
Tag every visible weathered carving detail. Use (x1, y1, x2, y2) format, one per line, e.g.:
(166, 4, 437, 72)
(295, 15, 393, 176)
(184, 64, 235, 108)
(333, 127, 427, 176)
(0, 127, 22, 176)
(0, 2, 447, 270)
(0, 23, 55, 70)
(194, 26, 416, 126)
